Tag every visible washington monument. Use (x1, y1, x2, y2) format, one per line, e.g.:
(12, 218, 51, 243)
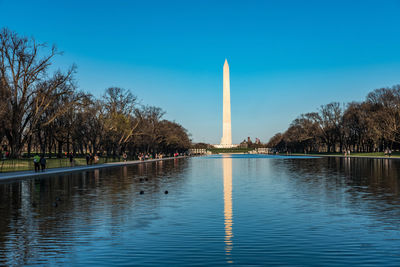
(220, 59, 232, 147)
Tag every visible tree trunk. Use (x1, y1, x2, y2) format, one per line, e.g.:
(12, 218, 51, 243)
(27, 136, 32, 158)
(58, 140, 63, 158)
(66, 134, 70, 154)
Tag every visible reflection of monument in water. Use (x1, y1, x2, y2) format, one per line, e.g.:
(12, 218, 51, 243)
(222, 155, 233, 263)
(215, 59, 238, 148)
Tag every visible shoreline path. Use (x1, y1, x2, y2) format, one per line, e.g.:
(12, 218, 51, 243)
(0, 156, 187, 182)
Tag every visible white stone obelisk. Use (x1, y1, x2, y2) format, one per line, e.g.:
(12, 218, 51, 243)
(220, 59, 232, 147)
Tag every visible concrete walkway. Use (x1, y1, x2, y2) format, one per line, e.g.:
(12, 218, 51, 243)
(0, 156, 187, 182)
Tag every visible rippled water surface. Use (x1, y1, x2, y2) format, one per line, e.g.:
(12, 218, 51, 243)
(1, 155, 400, 266)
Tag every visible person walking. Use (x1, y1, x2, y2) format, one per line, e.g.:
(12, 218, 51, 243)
(90, 154, 94, 165)
(33, 154, 40, 172)
(69, 153, 74, 167)
(86, 153, 90, 165)
(123, 152, 127, 162)
(40, 155, 46, 172)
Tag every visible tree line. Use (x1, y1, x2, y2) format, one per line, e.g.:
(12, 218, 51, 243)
(0, 28, 190, 158)
(267, 85, 400, 153)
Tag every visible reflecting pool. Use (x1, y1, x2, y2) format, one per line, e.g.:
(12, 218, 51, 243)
(1, 155, 400, 266)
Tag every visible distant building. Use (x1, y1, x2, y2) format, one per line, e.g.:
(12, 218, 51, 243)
(239, 139, 248, 148)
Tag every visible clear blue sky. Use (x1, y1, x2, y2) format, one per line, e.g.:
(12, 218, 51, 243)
(1, 0, 400, 144)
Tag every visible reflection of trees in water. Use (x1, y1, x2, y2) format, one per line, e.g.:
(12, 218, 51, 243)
(270, 158, 400, 226)
(0, 158, 189, 266)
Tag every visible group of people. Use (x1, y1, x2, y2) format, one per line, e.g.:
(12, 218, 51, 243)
(85, 153, 99, 165)
(1, 150, 10, 159)
(33, 154, 46, 172)
(137, 153, 164, 161)
(138, 153, 152, 161)
(384, 148, 393, 157)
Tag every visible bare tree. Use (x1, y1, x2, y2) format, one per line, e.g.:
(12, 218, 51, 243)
(102, 87, 139, 155)
(0, 28, 78, 157)
(135, 106, 165, 153)
(366, 86, 400, 147)
(159, 120, 191, 153)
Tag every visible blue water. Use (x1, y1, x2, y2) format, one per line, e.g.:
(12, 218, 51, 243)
(1, 155, 400, 266)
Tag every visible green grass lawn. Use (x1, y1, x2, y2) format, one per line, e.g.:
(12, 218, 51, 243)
(0, 157, 127, 173)
(349, 152, 399, 157)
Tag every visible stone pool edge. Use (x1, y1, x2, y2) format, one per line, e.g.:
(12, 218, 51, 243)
(0, 156, 187, 182)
